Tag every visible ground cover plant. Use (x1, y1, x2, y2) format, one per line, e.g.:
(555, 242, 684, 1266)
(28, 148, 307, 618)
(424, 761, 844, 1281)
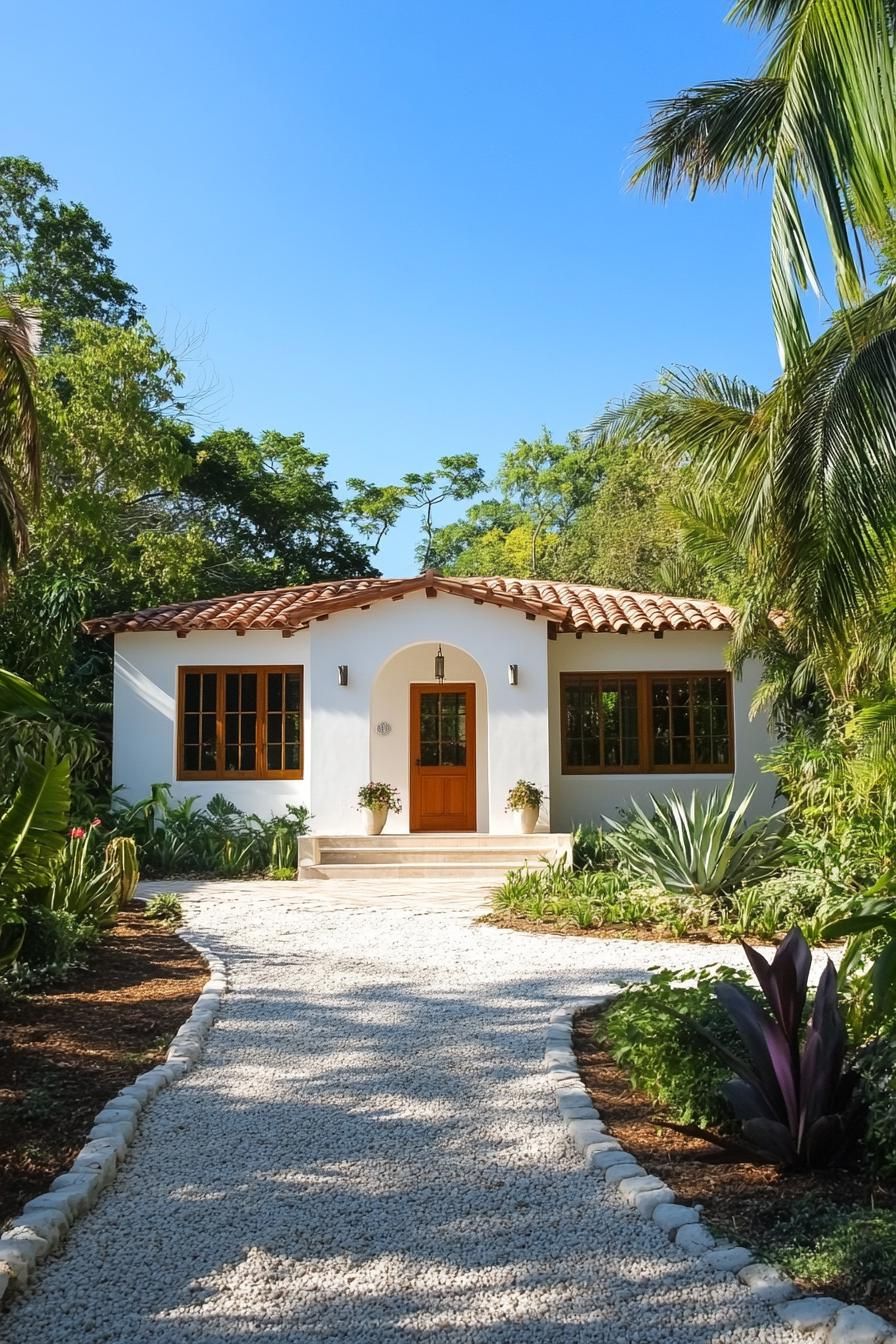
(599, 966, 751, 1129)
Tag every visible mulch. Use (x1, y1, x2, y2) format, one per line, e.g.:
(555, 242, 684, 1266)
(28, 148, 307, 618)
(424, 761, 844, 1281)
(573, 1007, 896, 1322)
(0, 905, 207, 1226)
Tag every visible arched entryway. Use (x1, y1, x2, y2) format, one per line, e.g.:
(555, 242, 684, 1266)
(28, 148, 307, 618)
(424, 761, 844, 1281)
(369, 642, 489, 832)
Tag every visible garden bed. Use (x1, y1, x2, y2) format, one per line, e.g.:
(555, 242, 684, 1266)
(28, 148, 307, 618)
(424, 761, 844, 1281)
(482, 910, 738, 942)
(573, 1007, 896, 1323)
(0, 904, 207, 1225)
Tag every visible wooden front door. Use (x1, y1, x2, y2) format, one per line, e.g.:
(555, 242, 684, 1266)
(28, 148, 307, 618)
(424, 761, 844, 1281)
(410, 683, 476, 832)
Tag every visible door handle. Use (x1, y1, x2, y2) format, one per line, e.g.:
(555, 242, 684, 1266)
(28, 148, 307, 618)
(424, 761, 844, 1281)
(415, 758, 421, 766)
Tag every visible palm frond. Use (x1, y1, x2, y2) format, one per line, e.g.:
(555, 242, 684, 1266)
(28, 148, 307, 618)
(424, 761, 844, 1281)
(0, 752, 70, 898)
(632, 1, 896, 362)
(631, 77, 785, 199)
(0, 292, 41, 581)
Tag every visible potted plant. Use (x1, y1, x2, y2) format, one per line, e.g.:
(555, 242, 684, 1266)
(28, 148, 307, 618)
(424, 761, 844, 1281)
(505, 779, 544, 835)
(357, 782, 402, 836)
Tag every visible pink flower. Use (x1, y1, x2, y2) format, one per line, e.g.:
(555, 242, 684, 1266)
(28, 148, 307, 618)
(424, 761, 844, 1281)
(91, 817, 102, 828)
(69, 826, 86, 839)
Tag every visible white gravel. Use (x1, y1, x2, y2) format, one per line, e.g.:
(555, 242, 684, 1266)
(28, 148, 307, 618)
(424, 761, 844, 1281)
(0, 880, 800, 1344)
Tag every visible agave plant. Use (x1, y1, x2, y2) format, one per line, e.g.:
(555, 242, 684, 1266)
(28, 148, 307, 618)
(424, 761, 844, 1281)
(604, 784, 788, 899)
(710, 929, 858, 1169)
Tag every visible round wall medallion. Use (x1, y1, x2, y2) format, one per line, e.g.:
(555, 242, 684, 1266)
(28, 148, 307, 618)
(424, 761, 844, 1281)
(376, 721, 392, 736)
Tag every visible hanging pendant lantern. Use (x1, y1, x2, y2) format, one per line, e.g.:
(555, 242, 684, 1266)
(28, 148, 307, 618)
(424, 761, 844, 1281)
(434, 644, 445, 682)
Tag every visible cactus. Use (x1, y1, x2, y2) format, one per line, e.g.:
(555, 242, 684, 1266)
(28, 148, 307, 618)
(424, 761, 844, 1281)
(104, 835, 140, 908)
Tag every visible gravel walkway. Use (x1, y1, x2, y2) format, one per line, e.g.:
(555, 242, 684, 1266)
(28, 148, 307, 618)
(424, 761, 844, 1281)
(0, 880, 797, 1344)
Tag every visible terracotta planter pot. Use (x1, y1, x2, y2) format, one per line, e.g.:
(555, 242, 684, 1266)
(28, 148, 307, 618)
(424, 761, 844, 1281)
(364, 805, 388, 836)
(511, 803, 539, 835)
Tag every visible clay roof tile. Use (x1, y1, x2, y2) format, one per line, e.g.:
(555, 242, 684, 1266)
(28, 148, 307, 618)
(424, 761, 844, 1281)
(82, 575, 739, 638)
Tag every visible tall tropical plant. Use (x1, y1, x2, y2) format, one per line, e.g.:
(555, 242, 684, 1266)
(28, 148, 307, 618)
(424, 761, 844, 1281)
(0, 750, 70, 969)
(631, 0, 896, 364)
(708, 928, 859, 1168)
(0, 290, 41, 585)
(586, 284, 896, 662)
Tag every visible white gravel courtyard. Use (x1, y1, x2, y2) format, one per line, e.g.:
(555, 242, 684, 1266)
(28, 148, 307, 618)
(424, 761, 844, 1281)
(0, 879, 798, 1344)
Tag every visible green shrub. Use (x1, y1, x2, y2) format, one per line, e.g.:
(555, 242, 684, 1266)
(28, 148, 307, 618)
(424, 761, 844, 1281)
(600, 966, 752, 1128)
(719, 870, 832, 943)
(144, 893, 183, 923)
(604, 784, 789, 898)
(110, 787, 312, 877)
(15, 905, 99, 976)
(856, 1034, 896, 1179)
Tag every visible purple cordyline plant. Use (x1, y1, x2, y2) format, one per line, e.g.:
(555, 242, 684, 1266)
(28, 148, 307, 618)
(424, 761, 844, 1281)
(710, 928, 860, 1169)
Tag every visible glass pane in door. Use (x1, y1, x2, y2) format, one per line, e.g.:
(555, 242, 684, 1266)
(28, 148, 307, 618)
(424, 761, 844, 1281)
(419, 691, 467, 766)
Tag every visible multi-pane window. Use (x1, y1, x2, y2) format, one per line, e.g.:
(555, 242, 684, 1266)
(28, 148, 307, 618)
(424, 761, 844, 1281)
(560, 672, 732, 773)
(419, 690, 467, 766)
(562, 676, 640, 771)
(650, 674, 731, 769)
(179, 667, 303, 779)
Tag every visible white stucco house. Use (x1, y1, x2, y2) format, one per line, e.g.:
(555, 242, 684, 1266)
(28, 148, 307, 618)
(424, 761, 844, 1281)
(84, 573, 778, 869)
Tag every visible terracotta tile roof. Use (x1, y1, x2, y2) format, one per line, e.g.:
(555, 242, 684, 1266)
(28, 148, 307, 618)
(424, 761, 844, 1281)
(83, 573, 737, 638)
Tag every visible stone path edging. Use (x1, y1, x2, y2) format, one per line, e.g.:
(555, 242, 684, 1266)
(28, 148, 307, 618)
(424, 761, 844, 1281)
(0, 923, 228, 1306)
(547, 996, 896, 1344)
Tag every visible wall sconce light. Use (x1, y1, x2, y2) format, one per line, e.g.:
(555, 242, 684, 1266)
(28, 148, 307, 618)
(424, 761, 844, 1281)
(434, 645, 445, 683)
(337, 664, 349, 687)
(508, 663, 519, 687)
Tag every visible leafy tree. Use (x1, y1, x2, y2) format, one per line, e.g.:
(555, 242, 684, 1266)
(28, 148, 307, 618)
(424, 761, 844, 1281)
(427, 498, 529, 573)
(550, 439, 708, 593)
(347, 453, 484, 569)
(170, 428, 375, 592)
(427, 432, 604, 579)
(0, 290, 40, 586)
(0, 157, 140, 338)
(492, 430, 599, 575)
(632, 1, 896, 364)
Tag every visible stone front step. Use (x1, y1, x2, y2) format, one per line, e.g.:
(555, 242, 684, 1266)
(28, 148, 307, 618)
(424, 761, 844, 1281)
(317, 833, 565, 849)
(307, 862, 528, 881)
(298, 833, 572, 881)
(319, 845, 558, 866)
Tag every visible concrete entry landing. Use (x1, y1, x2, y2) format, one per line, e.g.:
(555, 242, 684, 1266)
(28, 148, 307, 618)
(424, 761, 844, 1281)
(297, 831, 573, 880)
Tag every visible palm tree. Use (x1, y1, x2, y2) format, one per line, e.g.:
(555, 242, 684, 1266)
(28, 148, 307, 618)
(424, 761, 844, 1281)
(585, 286, 896, 663)
(631, 1, 896, 364)
(0, 290, 40, 587)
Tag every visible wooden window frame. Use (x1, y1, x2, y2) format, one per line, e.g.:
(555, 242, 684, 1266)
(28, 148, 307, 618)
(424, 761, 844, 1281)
(177, 665, 304, 781)
(560, 671, 734, 775)
(559, 673, 644, 775)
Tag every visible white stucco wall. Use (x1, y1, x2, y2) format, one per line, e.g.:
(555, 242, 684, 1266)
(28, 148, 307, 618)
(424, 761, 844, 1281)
(112, 590, 550, 833)
(307, 590, 549, 832)
(548, 631, 778, 827)
(112, 629, 312, 815)
(111, 591, 778, 834)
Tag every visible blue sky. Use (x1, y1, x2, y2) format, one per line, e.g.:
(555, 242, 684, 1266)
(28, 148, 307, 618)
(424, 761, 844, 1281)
(8, 2, 800, 575)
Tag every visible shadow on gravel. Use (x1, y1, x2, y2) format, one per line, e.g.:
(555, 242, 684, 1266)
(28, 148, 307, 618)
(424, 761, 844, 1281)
(0, 921, 773, 1344)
